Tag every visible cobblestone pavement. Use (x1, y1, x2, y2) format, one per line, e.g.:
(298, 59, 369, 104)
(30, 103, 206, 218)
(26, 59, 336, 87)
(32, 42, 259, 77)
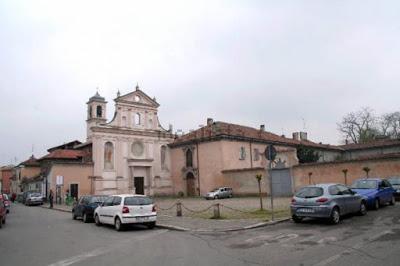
(41, 197, 291, 231)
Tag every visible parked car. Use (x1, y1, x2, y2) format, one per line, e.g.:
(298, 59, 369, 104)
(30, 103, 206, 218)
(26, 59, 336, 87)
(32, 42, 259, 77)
(22, 191, 35, 204)
(94, 194, 156, 231)
(387, 177, 400, 200)
(25, 192, 44, 206)
(290, 183, 367, 224)
(2, 194, 11, 213)
(204, 187, 233, 200)
(72, 195, 108, 223)
(0, 195, 7, 228)
(351, 178, 395, 210)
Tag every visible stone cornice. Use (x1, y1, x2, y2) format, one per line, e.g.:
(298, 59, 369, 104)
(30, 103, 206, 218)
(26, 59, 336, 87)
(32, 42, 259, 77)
(91, 126, 175, 139)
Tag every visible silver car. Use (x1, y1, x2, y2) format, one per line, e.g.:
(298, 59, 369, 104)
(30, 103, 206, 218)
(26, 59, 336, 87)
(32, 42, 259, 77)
(25, 192, 43, 206)
(205, 187, 233, 200)
(290, 183, 367, 224)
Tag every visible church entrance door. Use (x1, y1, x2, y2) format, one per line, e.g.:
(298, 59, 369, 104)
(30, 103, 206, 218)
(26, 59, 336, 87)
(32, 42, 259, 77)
(186, 172, 196, 196)
(134, 177, 144, 195)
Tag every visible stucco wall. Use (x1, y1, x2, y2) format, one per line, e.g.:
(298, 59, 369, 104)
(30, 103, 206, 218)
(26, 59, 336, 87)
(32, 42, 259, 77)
(292, 157, 400, 191)
(48, 163, 93, 200)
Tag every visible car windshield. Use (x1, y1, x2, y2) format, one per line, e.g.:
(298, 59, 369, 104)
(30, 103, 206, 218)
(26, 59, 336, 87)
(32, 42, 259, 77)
(351, 180, 377, 189)
(89, 196, 107, 203)
(124, 197, 153, 206)
(295, 187, 324, 198)
(211, 188, 220, 192)
(388, 178, 400, 185)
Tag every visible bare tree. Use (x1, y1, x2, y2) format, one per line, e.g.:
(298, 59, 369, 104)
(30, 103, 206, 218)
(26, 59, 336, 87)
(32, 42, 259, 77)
(380, 112, 400, 139)
(337, 107, 378, 144)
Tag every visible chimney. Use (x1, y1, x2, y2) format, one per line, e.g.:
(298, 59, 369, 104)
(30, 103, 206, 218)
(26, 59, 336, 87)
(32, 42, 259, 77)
(260, 125, 265, 132)
(207, 118, 214, 126)
(300, 132, 308, 141)
(292, 132, 300, 141)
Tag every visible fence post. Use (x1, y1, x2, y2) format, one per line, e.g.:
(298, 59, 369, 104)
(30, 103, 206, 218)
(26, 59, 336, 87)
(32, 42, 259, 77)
(213, 203, 220, 219)
(176, 202, 182, 217)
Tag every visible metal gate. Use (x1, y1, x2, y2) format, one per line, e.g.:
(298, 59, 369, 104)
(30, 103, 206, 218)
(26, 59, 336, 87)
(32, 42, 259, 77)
(271, 168, 293, 196)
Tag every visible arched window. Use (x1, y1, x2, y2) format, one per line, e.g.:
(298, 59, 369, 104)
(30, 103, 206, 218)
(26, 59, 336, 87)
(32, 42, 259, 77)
(104, 142, 114, 170)
(186, 149, 193, 167)
(161, 145, 167, 168)
(134, 113, 141, 125)
(96, 106, 102, 118)
(88, 106, 92, 118)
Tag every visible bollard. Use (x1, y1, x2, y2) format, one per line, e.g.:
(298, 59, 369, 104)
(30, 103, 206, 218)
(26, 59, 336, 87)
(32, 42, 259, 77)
(213, 203, 220, 219)
(176, 202, 182, 217)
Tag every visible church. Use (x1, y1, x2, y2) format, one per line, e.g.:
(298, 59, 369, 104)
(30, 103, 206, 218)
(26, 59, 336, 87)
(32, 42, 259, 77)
(86, 85, 175, 196)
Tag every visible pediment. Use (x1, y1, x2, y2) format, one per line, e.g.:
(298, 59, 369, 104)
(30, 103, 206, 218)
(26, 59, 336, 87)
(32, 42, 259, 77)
(115, 88, 159, 108)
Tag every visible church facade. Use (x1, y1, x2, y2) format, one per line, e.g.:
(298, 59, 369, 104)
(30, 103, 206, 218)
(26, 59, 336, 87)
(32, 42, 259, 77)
(87, 86, 175, 196)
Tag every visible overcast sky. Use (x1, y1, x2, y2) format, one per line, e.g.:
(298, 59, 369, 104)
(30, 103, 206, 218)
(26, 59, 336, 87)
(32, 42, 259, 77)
(1, 0, 400, 165)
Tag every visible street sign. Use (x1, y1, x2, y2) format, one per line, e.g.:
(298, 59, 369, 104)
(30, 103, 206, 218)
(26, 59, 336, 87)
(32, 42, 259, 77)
(264, 145, 277, 161)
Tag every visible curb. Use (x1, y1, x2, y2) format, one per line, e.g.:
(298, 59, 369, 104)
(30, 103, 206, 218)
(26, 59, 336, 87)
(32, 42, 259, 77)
(40, 205, 71, 213)
(156, 218, 291, 233)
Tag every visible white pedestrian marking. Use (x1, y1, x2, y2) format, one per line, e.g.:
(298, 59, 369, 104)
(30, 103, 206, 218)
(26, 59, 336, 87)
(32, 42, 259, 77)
(47, 230, 168, 266)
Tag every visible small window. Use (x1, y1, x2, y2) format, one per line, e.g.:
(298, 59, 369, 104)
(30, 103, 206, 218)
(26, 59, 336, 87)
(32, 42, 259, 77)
(239, 147, 246, 160)
(122, 116, 127, 127)
(186, 149, 193, 167)
(295, 187, 323, 198)
(103, 197, 114, 206)
(124, 196, 153, 206)
(104, 142, 114, 170)
(134, 113, 141, 125)
(113, 196, 122, 206)
(253, 148, 260, 161)
(96, 105, 102, 118)
(337, 184, 351, 195)
(328, 186, 340, 195)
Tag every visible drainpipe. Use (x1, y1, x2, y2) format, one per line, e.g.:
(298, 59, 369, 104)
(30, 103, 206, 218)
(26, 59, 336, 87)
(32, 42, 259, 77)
(196, 142, 201, 196)
(249, 141, 253, 168)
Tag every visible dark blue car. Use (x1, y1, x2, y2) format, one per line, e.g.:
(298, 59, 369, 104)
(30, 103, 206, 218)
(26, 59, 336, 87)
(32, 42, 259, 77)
(72, 195, 108, 223)
(351, 178, 396, 210)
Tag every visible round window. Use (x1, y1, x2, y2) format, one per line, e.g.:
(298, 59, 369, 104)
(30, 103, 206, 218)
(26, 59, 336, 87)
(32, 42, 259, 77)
(134, 95, 141, 102)
(131, 141, 144, 157)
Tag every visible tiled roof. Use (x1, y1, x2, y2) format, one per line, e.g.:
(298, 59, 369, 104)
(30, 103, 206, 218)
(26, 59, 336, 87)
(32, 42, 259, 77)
(20, 155, 40, 167)
(338, 139, 400, 151)
(47, 140, 82, 152)
(38, 149, 84, 161)
(171, 121, 341, 150)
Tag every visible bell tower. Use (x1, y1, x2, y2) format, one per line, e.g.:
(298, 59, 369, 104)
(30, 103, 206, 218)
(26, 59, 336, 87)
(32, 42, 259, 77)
(86, 91, 107, 139)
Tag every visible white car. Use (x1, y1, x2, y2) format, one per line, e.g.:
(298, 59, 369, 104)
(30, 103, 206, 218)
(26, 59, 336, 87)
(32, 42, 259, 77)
(94, 194, 156, 231)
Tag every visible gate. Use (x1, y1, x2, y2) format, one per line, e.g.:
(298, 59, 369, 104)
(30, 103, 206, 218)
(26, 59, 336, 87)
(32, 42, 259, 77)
(271, 168, 293, 196)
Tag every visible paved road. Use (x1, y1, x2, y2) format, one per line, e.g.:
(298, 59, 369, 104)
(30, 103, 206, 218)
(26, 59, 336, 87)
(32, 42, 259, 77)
(1, 203, 400, 266)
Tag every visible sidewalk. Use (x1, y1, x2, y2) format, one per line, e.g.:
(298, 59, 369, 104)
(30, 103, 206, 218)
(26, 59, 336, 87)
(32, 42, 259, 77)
(41, 197, 292, 232)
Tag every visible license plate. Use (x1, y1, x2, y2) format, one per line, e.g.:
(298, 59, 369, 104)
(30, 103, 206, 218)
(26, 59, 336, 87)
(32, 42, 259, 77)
(297, 208, 314, 213)
(136, 216, 150, 222)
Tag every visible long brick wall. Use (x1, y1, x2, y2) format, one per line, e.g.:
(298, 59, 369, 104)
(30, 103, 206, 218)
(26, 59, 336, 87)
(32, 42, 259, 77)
(292, 157, 400, 191)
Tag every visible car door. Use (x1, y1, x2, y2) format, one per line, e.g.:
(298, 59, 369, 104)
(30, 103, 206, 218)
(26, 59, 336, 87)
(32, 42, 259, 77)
(111, 196, 122, 220)
(75, 196, 84, 217)
(382, 180, 393, 203)
(99, 197, 114, 224)
(377, 181, 387, 204)
(329, 185, 347, 213)
(336, 185, 354, 214)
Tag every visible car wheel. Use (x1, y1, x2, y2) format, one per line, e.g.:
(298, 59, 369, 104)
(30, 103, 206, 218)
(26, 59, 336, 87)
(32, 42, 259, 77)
(94, 214, 102, 226)
(115, 217, 123, 231)
(358, 202, 367, 216)
(2, 216, 5, 225)
(82, 213, 89, 223)
(292, 215, 303, 223)
(72, 212, 77, 220)
(373, 198, 380, 210)
(0, 219, 2, 228)
(330, 207, 340, 225)
(146, 222, 156, 229)
(390, 195, 395, 206)
(214, 195, 218, 200)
